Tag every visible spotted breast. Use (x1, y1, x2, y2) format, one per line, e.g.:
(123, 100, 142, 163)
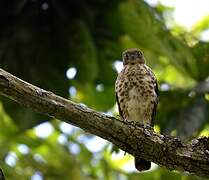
(115, 63, 158, 126)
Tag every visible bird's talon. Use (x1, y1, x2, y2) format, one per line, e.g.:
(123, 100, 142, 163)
(131, 121, 136, 126)
(145, 125, 153, 130)
(135, 123, 144, 128)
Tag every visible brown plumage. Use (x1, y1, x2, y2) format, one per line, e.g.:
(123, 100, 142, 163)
(115, 48, 158, 171)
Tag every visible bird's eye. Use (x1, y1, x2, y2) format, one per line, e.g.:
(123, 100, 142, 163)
(136, 51, 142, 57)
(124, 54, 129, 59)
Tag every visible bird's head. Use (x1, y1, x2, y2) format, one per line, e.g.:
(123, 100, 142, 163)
(122, 48, 145, 65)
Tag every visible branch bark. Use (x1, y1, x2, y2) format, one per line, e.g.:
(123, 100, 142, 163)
(0, 68, 209, 178)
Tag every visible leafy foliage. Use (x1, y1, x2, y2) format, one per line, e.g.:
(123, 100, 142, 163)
(0, 0, 209, 179)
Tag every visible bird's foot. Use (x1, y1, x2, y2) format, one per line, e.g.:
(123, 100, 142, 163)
(125, 120, 136, 126)
(135, 122, 144, 128)
(144, 124, 153, 130)
(135, 123, 153, 130)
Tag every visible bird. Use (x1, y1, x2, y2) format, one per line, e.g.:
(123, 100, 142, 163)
(115, 48, 158, 171)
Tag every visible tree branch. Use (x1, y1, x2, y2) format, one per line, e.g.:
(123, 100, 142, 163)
(0, 68, 209, 178)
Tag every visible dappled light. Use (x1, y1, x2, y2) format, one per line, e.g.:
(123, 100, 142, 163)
(200, 29, 209, 42)
(34, 122, 54, 138)
(31, 171, 43, 180)
(41, 3, 48, 11)
(66, 67, 77, 80)
(5, 152, 17, 167)
(17, 144, 30, 155)
(68, 86, 77, 97)
(0, 0, 209, 179)
(96, 84, 104, 92)
(113, 60, 123, 73)
(59, 122, 75, 135)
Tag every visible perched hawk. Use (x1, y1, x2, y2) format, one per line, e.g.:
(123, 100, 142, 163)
(115, 48, 158, 171)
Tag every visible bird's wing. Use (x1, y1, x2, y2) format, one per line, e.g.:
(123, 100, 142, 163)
(151, 80, 158, 126)
(116, 93, 124, 119)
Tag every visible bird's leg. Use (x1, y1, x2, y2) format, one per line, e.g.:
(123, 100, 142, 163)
(124, 118, 136, 126)
(144, 124, 153, 130)
(135, 122, 145, 128)
(135, 122, 153, 130)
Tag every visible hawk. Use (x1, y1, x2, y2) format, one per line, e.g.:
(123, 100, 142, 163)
(115, 48, 158, 171)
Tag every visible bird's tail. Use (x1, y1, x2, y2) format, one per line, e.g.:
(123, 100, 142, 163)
(134, 157, 151, 171)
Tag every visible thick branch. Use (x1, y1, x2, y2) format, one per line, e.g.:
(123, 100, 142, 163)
(0, 68, 209, 177)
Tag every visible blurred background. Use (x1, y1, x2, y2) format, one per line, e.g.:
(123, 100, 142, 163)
(0, 0, 209, 179)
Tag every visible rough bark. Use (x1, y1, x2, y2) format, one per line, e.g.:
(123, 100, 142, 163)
(0, 68, 209, 178)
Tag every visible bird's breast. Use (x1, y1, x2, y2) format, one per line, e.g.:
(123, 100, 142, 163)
(125, 65, 157, 124)
(116, 64, 157, 124)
